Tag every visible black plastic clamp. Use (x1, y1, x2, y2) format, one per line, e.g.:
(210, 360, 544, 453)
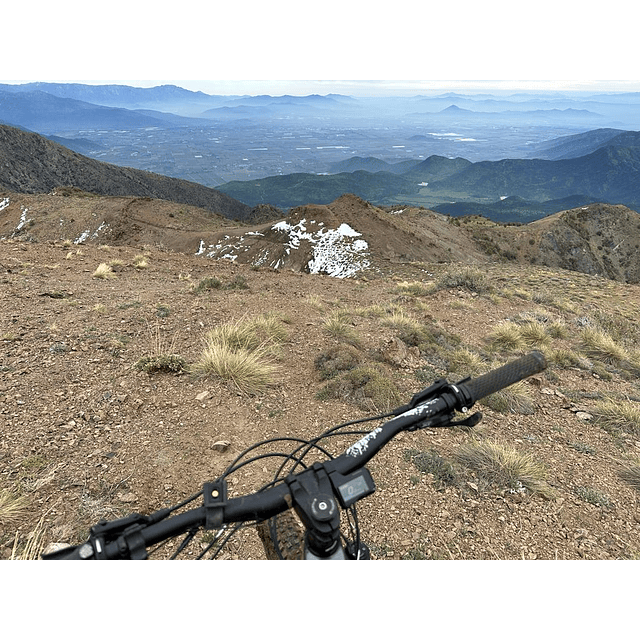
(203, 480, 227, 530)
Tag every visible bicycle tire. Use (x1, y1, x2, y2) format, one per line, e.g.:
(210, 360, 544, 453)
(256, 509, 305, 560)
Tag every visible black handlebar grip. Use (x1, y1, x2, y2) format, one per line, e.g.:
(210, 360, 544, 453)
(463, 351, 547, 402)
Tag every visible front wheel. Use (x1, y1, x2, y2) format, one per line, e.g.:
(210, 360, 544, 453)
(256, 509, 305, 560)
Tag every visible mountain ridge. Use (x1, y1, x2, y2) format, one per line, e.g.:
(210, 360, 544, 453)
(3, 185, 640, 284)
(216, 131, 640, 215)
(0, 124, 264, 222)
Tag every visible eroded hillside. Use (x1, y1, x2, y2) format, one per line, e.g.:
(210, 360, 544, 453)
(2, 189, 640, 284)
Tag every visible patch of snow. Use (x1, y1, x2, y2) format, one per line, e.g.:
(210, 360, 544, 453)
(500, 196, 508, 200)
(91, 221, 108, 239)
(307, 226, 370, 279)
(0, 197, 10, 212)
(74, 230, 91, 244)
(196, 218, 372, 279)
(336, 223, 361, 237)
(14, 206, 31, 235)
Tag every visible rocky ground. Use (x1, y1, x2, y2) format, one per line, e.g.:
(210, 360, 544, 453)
(2, 219, 640, 560)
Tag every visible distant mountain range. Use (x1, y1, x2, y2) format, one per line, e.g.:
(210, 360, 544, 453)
(1, 82, 640, 224)
(217, 129, 640, 218)
(0, 88, 216, 132)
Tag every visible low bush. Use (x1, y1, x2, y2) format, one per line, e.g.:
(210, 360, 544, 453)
(317, 364, 401, 412)
(315, 344, 362, 380)
(452, 439, 556, 499)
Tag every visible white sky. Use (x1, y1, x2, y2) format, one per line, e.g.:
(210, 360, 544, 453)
(0, 80, 640, 96)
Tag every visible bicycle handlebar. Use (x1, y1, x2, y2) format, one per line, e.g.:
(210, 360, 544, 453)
(463, 350, 546, 402)
(43, 351, 547, 560)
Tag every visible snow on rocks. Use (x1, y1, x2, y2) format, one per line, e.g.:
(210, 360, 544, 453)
(4, 205, 33, 238)
(306, 223, 370, 278)
(196, 217, 371, 279)
(74, 221, 110, 244)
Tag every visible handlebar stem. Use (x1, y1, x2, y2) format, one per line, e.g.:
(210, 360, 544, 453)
(286, 462, 342, 557)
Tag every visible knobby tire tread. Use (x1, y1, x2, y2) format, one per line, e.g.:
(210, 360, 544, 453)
(256, 509, 305, 560)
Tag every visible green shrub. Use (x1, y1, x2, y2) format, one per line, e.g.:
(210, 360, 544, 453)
(404, 449, 457, 489)
(134, 354, 186, 374)
(315, 344, 362, 380)
(317, 365, 401, 412)
(575, 486, 612, 508)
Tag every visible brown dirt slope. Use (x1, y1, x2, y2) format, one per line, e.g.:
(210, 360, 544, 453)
(3, 187, 640, 284)
(2, 229, 640, 560)
(452, 203, 640, 284)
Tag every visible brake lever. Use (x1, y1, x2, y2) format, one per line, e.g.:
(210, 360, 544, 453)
(392, 378, 450, 415)
(394, 377, 476, 417)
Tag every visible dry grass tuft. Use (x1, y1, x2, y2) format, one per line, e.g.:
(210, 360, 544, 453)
(193, 314, 287, 394)
(0, 489, 29, 526)
(481, 381, 535, 415)
(618, 463, 640, 492)
(92, 263, 116, 279)
(547, 320, 569, 339)
(446, 347, 486, 377)
(518, 320, 551, 348)
(194, 342, 278, 395)
(317, 364, 401, 412)
(580, 327, 629, 366)
(10, 515, 47, 560)
(453, 440, 556, 499)
(206, 312, 288, 354)
(435, 266, 490, 293)
(305, 294, 324, 311)
(488, 321, 525, 352)
(133, 255, 149, 269)
(395, 280, 434, 296)
(381, 310, 422, 333)
(591, 398, 640, 436)
(548, 348, 583, 368)
(323, 311, 361, 347)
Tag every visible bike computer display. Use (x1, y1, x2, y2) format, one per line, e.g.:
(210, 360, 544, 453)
(330, 468, 376, 508)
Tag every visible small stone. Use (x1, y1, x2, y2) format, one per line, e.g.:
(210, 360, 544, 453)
(211, 440, 231, 452)
(119, 492, 138, 503)
(576, 411, 593, 421)
(195, 391, 209, 401)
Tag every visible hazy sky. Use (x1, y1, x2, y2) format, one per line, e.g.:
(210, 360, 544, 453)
(6, 78, 640, 98)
